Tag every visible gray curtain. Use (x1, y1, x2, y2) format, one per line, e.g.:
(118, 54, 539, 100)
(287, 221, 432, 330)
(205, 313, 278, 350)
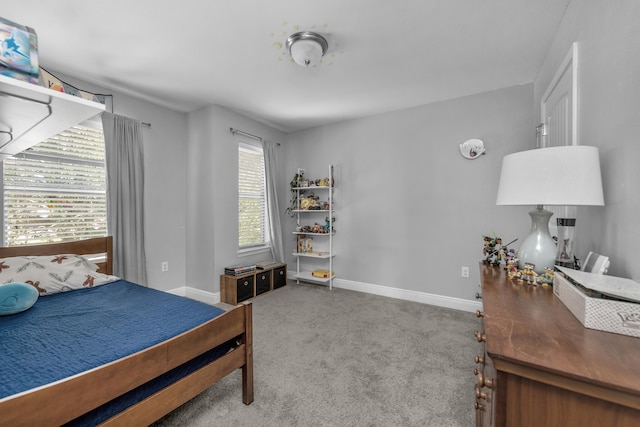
(263, 140, 284, 262)
(101, 112, 147, 285)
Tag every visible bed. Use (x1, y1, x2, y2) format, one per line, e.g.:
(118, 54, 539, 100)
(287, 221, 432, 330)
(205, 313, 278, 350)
(0, 236, 253, 426)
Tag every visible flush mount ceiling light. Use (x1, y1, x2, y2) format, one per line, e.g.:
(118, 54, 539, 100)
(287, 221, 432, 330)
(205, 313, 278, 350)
(286, 31, 328, 67)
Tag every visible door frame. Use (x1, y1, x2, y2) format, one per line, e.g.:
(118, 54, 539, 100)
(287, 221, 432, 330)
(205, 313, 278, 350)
(540, 42, 579, 147)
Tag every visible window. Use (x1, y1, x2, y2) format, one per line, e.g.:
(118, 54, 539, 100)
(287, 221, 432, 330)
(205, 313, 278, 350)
(2, 123, 107, 246)
(238, 141, 269, 251)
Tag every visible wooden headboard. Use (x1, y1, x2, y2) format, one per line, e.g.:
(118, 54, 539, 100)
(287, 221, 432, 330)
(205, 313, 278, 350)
(0, 236, 113, 275)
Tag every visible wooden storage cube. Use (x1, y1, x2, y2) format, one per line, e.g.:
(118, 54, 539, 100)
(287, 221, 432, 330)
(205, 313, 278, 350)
(256, 271, 271, 295)
(220, 263, 286, 305)
(236, 276, 254, 302)
(273, 266, 287, 289)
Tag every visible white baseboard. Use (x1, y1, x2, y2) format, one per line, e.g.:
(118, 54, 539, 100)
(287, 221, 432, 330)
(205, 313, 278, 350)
(168, 277, 483, 313)
(166, 286, 220, 305)
(288, 273, 482, 313)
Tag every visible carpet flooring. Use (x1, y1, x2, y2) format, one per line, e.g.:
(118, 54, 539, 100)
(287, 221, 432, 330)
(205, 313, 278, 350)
(153, 281, 481, 426)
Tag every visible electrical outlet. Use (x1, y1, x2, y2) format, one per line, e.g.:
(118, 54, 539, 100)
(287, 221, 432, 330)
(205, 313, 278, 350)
(461, 266, 470, 278)
(161, 261, 169, 272)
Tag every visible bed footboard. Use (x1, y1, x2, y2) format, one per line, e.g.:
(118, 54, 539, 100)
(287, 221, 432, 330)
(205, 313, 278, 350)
(100, 302, 253, 426)
(0, 302, 253, 426)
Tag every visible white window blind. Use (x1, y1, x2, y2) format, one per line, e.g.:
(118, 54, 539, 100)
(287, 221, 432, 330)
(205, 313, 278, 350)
(3, 124, 107, 246)
(238, 142, 269, 249)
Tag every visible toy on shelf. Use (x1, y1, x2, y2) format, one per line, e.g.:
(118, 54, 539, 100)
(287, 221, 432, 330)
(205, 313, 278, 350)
(297, 235, 313, 253)
(296, 216, 335, 235)
(482, 234, 517, 266)
(323, 217, 335, 233)
(306, 177, 331, 187)
(286, 169, 335, 217)
(300, 195, 320, 210)
(297, 192, 332, 211)
(0, 16, 39, 84)
(540, 268, 555, 284)
(483, 232, 553, 286)
(286, 171, 305, 217)
(520, 263, 538, 284)
(507, 263, 554, 287)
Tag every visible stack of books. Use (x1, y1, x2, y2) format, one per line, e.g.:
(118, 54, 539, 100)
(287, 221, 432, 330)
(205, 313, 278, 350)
(255, 260, 281, 270)
(224, 263, 256, 276)
(312, 269, 334, 278)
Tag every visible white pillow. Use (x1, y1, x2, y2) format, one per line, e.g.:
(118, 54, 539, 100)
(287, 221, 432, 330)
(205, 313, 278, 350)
(0, 254, 119, 296)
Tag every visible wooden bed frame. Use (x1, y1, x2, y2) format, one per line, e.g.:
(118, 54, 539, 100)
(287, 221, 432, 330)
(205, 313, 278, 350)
(0, 236, 253, 426)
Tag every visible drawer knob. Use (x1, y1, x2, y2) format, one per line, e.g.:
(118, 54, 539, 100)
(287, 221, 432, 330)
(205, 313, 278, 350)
(474, 370, 494, 389)
(484, 376, 494, 388)
(475, 292, 482, 300)
(474, 355, 485, 364)
(474, 331, 486, 342)
(475, 310, 485, 318)
(475, 387, 488, 400)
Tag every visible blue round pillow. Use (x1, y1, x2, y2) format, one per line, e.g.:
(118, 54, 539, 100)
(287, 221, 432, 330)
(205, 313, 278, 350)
(0, 282, 39, 316)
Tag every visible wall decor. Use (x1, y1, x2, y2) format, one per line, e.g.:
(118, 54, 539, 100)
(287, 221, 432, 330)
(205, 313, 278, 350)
(459, 138, 486, 159)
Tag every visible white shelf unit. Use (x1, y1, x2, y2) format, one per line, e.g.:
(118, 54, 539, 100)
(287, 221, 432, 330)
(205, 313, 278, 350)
(292, 165, 335, 289)
(0, 74, 105, 160)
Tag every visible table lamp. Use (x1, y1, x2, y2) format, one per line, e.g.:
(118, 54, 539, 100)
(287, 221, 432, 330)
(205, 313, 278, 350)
(496, 146, 604, 273)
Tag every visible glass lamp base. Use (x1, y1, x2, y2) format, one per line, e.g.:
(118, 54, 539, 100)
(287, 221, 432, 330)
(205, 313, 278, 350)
(518, 207, 557, 274)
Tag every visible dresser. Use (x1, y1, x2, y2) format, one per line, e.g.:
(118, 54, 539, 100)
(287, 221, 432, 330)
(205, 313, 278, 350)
(475, 262, 640, 426)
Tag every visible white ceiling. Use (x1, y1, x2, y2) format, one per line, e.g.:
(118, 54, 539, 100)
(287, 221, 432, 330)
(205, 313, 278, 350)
(2, 0, 570, 133)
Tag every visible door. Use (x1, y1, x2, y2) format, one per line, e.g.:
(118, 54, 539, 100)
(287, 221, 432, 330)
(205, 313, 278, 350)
(540, 42, 578, 148)
(539, 42, 578, 237)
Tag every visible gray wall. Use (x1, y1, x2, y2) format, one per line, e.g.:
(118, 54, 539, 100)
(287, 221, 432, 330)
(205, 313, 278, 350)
(283, 84, 534, 300)
(186, 105, 286, 293)
(46, 72, 189, 292)
(54, 0, 640, 298)
(534, 0, 640, 280)
(45, 73, 289, 295)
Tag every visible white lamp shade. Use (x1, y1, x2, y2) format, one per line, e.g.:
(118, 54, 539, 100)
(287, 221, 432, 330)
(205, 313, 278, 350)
(496, 146, 604, 206)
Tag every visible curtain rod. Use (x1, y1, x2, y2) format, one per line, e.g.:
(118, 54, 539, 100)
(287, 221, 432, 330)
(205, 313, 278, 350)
(230, 127, 280, 146)
(230, 127, 262, 141)
(101, 109, 151, 128)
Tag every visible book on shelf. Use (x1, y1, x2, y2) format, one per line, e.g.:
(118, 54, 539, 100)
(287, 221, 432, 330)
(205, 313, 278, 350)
(224, 263, 256, 276)
(309, 251, 329, 257)
(297, 235, 313, 253)
(225, 268, 255, 276)
(255, 260, 281, 270)
(312, 269, 334, 278)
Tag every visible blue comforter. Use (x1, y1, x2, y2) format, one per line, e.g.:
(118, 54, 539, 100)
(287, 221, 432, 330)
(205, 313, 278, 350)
(0, 280, 227, 399)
